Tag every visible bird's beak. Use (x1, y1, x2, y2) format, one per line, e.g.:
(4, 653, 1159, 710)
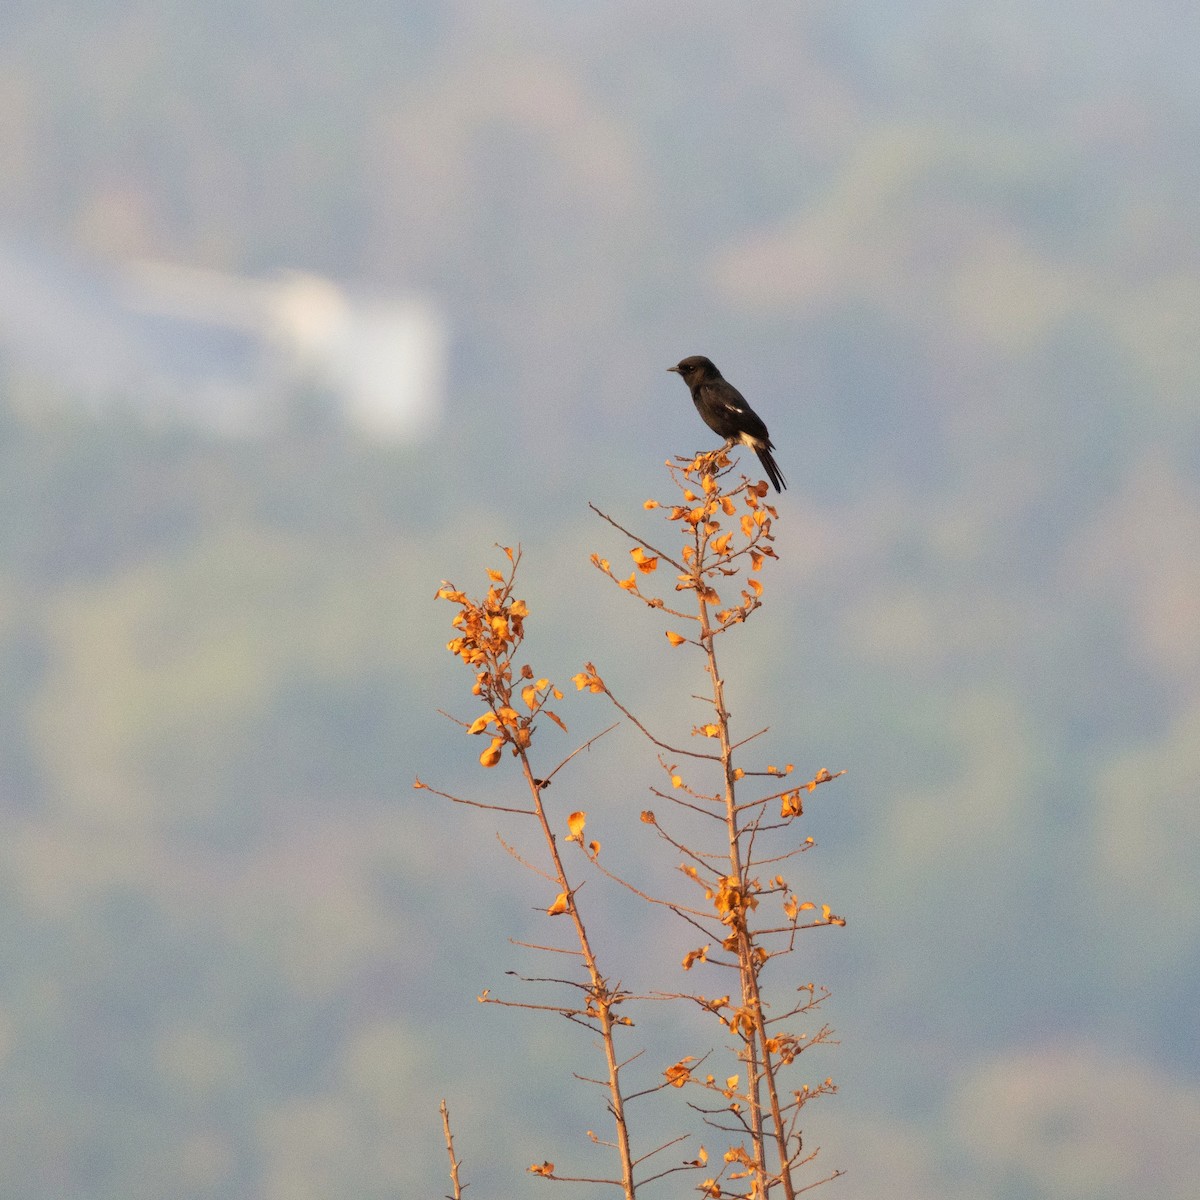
(667, 366, 680, 374)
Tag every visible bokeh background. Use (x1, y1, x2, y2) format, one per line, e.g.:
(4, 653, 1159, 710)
(2, 2, 1198, 1197)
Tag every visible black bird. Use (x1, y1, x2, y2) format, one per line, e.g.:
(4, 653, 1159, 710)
(668, 355, 786, 493)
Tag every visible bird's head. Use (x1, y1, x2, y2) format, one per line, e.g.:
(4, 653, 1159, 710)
(668, 355, 720, 386)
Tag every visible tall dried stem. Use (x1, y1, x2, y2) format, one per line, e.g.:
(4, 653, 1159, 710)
(421, 547, 642, 1196)
(584, 451, 846, 1198)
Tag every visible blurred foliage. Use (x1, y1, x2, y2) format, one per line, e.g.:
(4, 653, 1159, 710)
(0, 2, 1198, 1198)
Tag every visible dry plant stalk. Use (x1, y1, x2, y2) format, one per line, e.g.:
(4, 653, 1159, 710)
(581, 451, 846, 1199)
(440, 1099, 465, 1200)
(420, 450, 846, 1199)
(418, 547, 653, 1197)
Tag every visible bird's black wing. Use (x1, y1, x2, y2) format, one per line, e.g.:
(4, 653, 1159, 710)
(698, 379, 770, 441)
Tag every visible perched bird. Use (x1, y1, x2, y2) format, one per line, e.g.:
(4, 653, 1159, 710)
(668, 355, 786, 493)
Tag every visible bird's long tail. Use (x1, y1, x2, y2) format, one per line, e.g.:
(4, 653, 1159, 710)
(754, 444, 786, 493)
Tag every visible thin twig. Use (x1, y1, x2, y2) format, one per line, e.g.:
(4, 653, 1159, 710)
(630, 1132, 692, 1168)
(584, 851, 714, 919)
(594, 676, 721, 761)
(730, 726, 770, 750)
(509, 938, 585, 956)
(496, 834, 559, 883)
(649, 788, 727, 822)
(440, 1099, 466, 1200)
(588, 502, 687, 573)
(543, 722, 621, 783)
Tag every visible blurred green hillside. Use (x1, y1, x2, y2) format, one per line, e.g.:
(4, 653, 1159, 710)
(1, 2, 1199, 1198)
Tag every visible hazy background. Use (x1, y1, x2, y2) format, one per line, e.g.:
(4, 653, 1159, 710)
(1, 2, 1199, 1197)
